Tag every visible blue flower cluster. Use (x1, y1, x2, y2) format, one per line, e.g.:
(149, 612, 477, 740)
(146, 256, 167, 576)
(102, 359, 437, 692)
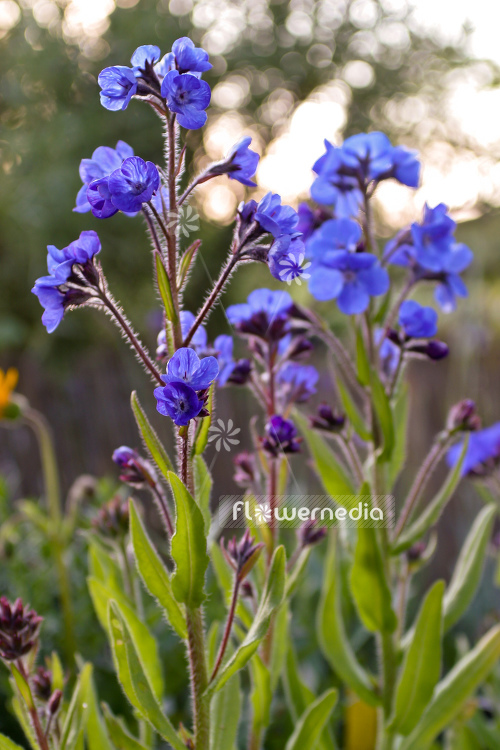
(99, 38, 212, 129)
(32, 231, 101, 332)
(306, 218, 389, 314)
(154, 348, 218, 426)
(311, 132, 420, 217)
(386, 203, 473, 312)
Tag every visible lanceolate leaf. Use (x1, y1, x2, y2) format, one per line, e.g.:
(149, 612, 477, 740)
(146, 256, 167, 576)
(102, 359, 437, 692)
(207, 546, 286, 696)
(82, 668, 114, 750)
(350, 527, 397, 633)
(107, 602, 185, 750)
(392, 438, 470, 554)
(60, 664, 92, 750)
(399, 625, 500, 750)
(356, 325, 371, 387)
(370, 368, 395, 462)
(285, 689, 338, 750)
(295, 412, 357, 502)
(336, 376, 371, 441)
(269, 603, 289, 692)
(390, 581, 444, 736)
(168, 471, 209, 608)
(129, 500, 187, 640)
(443, 504, 496, 632)
(387, 384, 409, 491)
(209, 670, 241, 750)
(249, 656, 271, 744)
(0, 735, 25, 750)
(155, 254, 178, 324)
(130, 391, 174, 478)
(194, 384, 214, 455)
(193, 455, 213, 533)
(102, 704, 149, 750)
(317, 536, 379, 706)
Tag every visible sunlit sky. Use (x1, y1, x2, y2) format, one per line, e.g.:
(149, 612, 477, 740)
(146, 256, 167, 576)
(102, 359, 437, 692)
(2, 0, 500, 225)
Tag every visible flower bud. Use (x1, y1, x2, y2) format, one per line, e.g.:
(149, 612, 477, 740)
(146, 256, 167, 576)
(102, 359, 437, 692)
(233, 452, 259, 488)
(226, 359, 252, 385)
(408, 340, 449, 360)
(32, 667, 52, 702)
(48, 689, 63, 716)
(92, 496, 130, 540)
(446, 400, 481, 433)
(297, 519, 327, 548)
(262, 415, 301, 457)
(309, 403, 345, 433)
(0, 597, 43, 662)
(222, 530, 264, 581)
(112, 446, 158, 488)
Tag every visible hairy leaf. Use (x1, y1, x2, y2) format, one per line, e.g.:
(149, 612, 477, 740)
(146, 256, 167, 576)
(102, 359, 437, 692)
(350, 527, 397, 633)
(130, 391, 174, 477)
(101, 704, 149, 750)
(285, 689, 338, 750)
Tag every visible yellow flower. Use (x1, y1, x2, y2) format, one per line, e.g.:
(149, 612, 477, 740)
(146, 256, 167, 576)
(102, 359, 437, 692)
(0, 368, 19, 418)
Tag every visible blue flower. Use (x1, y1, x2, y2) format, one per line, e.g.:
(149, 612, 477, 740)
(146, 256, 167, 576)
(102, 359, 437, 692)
(386, 203, 473, 312)
(130, 45, 161, 73)
(214, 335, 235, 386)
(296, 202, 320, 242)
(74, 141, 135, 214)
(157, 37, 212, 76)
(161, 71, 211, 129)
(268, 235, 309, 284)
(209, 137, 259, 187)
(227, 288, 294, 340)
(161, 347, 218, 391)
(447, 423, 500, 477)
(32, 231, 101, 333)
(375, 329, 401, 378)
(398, 300, 438, 338)
(98, 66, 138, 111)
(311, 143, 363, 217)
(307, 218, 362, 259)
(309, 251, 389, 314)
(107, 156, 160, 213)
(254, 192, 299, 238)
(311, 133, 420, 216)
(154, 381, 204, 426)
(180, 310, 208, 353)
(277, 362, 319, 404)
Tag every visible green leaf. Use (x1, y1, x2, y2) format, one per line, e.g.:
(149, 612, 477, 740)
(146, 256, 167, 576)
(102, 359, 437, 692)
(60, 664, 92, 750)
(392, 438, 470, 554)
(207, 546, 286, 696)
(129, 500, 187, 640)
(283, 645, 336, 750)
(285, 547, 311, 598)
(350, 527, 397, 633)
(270, 604, 289, 691)
(285, 689, 338, 750)
(387, 384, 409, 490)
(317, 535, 379, 706)
(194, 384, 214, 455)
(356, 325, 371, 387)
(295, 412, 357, 502)
(102, 704, 149, 750)
(168, 471, 209, 608)
(50, 651, 65, 693)
(390, 581, 444, 735)
(193, 455, 212, 533)
(11, 665, 33, 709)
(399, 625, 500, 750)
(107, 602, 185, 750)
(131, 391, 174, 478)
(10, 696, 37, 750)
(443, 504, 496, 632)
(249, 656, 271, 743)
(336, 377, 371, 441)
(0, 735, 25, 750)
(82, 668, 113, 750)
(209, 670, 241, 750)
(88, 576, 164, 701)
(155, 254, 178, 324)
(370, 368, 395, 462)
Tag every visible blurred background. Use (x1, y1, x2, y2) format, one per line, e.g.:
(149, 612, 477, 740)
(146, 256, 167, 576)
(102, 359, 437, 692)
(1, 0, 500, 744)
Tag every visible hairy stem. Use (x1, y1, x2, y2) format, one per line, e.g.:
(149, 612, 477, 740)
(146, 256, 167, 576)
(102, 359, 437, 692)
(165, 114, 183, 349)
(16, 661, 50, 750)
(211, 575, 241, 682)
(186, 606, 210, 750)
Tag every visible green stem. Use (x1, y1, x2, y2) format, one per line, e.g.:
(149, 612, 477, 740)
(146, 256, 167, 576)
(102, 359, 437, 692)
(24, 409, 76, 666)
(186, 606, 210, 750)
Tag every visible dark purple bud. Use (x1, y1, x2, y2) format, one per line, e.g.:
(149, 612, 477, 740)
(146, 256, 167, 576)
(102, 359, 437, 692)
(112, 446, 158, 488)
(309, 403, 345, 433)
(262, 415, 302, 457)
(240, 580, 255, 599)
(0, 597, 43, 662)
(446, 399, 481, 433)
(32, 667, 52, 702)
(222, 530, 264, 581)
(92, 495, 130, 540)
(233, 452, 259, 488)
(387, 328, 402, 346)
(297, 519, 327, 548)
(227, 359, 252, 385)
(408, 340, 449, 360)
(405, 541, 426, 562)
(286, 337, 314, 360)
(48, 689, 63, 716)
